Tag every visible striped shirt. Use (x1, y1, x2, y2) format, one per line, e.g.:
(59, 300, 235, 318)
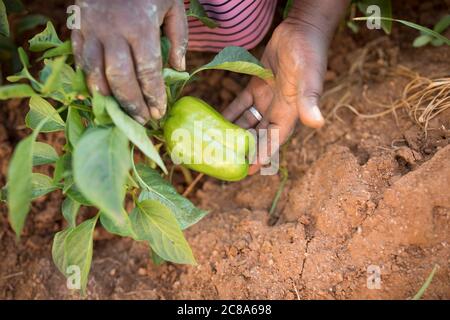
(184, 0, 277, 52)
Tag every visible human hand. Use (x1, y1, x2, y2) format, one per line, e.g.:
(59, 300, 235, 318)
(222, 0, 349, 174)
(72, 0, 188, 123)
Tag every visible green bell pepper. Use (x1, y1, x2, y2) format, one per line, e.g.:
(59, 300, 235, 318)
(163, 96, 254, 181)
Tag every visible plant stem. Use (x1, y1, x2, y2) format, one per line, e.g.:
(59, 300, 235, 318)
(182, 173, 204, 197)
(269, 167, 289, 216)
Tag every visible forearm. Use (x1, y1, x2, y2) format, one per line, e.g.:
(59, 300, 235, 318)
(285, 0, 350, 43)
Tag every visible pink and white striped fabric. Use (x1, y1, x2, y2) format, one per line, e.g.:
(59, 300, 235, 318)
(184, 0, 277, 52)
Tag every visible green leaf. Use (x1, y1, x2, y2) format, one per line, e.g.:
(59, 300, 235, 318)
(194, 46, 274, 80)
(433, 15, 450, 33)
(163, 68, 190, 85)
(7, 117, 48, 237)
(41, 40, 72, 59)
(0, 0, 10, 37)
(136, 164, 207, 230)
(354, 17, 450, 46)
(64, 176, 92, 206)
(66, 106, 84, 148)
(63, 215, 97, 294)
(161, 36, 170, 66)
(130, 200, 196, 265)
(92, 91, 112, 125)
(52, 227, 72, 274)
(357, 0, 392, 34)
(58, 63, 78, 97)
(431, 38, 444, 47)
(73, 127, 132, 234)
(40, 56, 67, 94)
(31, 173, 58, 198)
(6, 47, 42, 89)
(7, 136, 33, 236)
(187, 0, 218, 28)
(28, 21, 63, 52)
(99, 210, 135, 238)
(16, 14, 48, 35)
(62, 197, 80, 227)
(72, 67, 89, 97)
(412, 265, 439, 300)
(151, 250, 166, 265)
(1, 172, 57, 200)
(39, 59, 75, 90)
(53, 152, 71, 183)
(17, 45, 30, 67)
(25, 96, 65, 132)
(33, 141, 58, 166)
(53, 217, 98, 294)
(413, 34, 431, 48)
(104, 95, 167, 173)
(0, 84, 35, 99)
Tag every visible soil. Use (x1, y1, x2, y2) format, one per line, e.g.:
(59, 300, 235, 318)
(0, 1, 449, 299)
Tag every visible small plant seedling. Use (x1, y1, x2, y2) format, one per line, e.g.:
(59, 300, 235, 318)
(412, 265, 439, 300)
(413, 15, 450, 48)
(353, 16, 450, 47)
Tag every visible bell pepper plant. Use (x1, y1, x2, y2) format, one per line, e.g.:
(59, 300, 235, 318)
(0, 21, 273, 294)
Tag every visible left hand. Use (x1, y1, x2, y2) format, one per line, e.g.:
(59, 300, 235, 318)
(222, 0, 349, 174)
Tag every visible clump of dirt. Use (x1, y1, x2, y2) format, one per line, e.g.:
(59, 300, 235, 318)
(1, 0, 449, 299)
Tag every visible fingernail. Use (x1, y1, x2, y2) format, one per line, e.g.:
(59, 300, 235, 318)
(300, 104, 325, 128)
(134, 115, 146, 125)
(150, 107, 162, 119)
(309, 105, 323, 122)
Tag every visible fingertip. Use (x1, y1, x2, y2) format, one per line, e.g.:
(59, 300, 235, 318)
(150, 107, 163, 120)
(134, 115, 148, 125)
(298, 101, 325, 129)
(180, 55, 186, 71)
(170, 52, 186, 72)
(141, 77, 167, 120)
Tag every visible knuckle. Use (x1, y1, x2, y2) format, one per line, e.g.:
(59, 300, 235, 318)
(137, 63, 163, 86)
(137, 65, 161, 81)
(105, 66, 128, 82)
(303, 90, 321, 100)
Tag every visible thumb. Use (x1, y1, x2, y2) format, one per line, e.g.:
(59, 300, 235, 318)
(297, 51, 327, 129)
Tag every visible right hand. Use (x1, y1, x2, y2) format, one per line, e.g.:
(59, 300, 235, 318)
(72, 0, 188, 123)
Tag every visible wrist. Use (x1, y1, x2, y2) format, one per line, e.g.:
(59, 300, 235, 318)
(284, 0, 350, 42)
